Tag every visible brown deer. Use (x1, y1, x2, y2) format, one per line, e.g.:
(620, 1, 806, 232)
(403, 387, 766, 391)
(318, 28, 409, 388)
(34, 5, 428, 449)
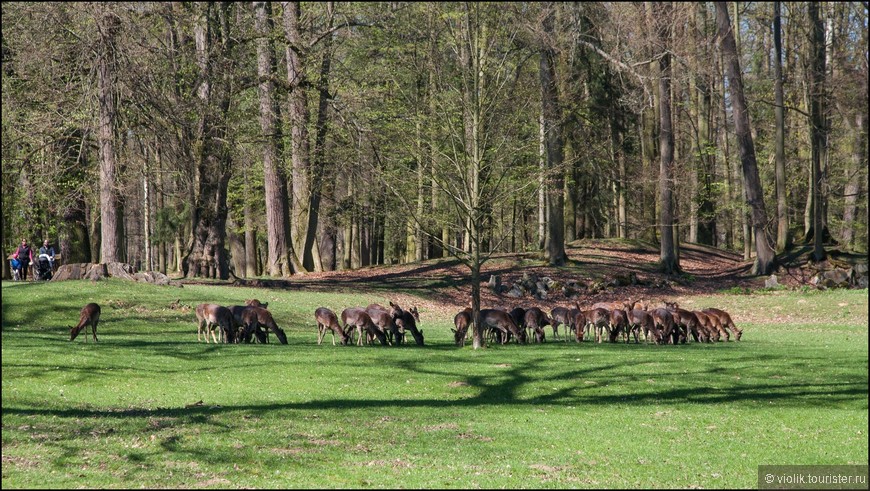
(649, 308, 678, 344)
(550, 307, 574, 341)
(702, 308, 742, 341)
(70, 303, 101, 342)
(696, 309, 726, 341)
(315, 307, 350, 346)
(342, 307, 388, 346)
(452, 307, 473, 347)
(608, 308, 629, 343)
(692, 310, 718, 342)
(626, 308, 659, 344)
(572, 310, 587, 342)
(367, 303, 403, 345)
(245, 299, 268, 309)
(480, 309, 526, 344)
(241, 306, 288, 344)
(665, 302, 701, 343)
(394, 305, 425, 346)
(195, 304, 235, 343)
(524, 307, 550, 343)
(578, 305, 610, 343)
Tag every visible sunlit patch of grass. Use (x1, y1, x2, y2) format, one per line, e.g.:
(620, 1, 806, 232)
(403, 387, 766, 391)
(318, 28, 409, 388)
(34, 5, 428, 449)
(2, 280, 867, 488)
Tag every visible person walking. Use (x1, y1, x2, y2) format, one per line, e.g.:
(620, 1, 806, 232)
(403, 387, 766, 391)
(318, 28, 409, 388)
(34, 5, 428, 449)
(39, 239, 56, 271)
(13, 238, 34, 281)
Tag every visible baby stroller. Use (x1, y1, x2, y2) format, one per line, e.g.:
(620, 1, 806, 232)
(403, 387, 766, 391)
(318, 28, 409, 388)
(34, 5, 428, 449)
(35, 254, 53, 281)
(10, 257, 22, 281)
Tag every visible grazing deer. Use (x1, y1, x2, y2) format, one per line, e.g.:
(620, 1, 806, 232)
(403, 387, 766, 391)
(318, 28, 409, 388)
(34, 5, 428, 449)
(550, 307, 574, 341)
(342, 308, 388, 346)
(245, 298, 268, 309)
(315, 307, 350, 346)
(702, 308, 742, 341)
(481, 309, 526, 344)
(578, 306, 610, 343)
(692, 310, 718, 342)
(195, 304, 235, 343)
(664, 302, 701, 343)
(241, 306, 287, 344)
(452, 307, 473, 347)
(394, 306, 425, 346)
(572, 310, 587, 342)
(367, 303, 403, 345)
(524, 307, 550, 343)
(506, 307, 527, 343)
(626, 308, 658, 344)
(228, 305, 253, 343)
(608, 309, 629, 343)
(70, 303, 101, 342)
(649, 308, 678, 344)
(696, 309, 726, 341)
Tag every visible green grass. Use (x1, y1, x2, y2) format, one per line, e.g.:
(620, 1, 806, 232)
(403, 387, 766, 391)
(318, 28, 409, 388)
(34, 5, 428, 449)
(2, 279, 867, 488)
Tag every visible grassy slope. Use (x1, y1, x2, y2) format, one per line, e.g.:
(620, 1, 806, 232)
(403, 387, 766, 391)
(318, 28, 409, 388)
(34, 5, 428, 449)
(2, 278, 867, 489)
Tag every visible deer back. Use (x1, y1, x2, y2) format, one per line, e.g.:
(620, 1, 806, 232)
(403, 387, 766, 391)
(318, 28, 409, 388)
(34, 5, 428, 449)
(342, 307, 374, 329)
(609, 308, 628, 328)
(315, 307, 341, 330)
(508, 307, 526, 328)
(245, 299, 268, 309)
(524, 307, 550, 329)
(454, 308, 472, 331)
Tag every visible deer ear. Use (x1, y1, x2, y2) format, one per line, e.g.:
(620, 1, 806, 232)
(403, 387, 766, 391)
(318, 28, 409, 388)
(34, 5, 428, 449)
(450, 328, 457, 333)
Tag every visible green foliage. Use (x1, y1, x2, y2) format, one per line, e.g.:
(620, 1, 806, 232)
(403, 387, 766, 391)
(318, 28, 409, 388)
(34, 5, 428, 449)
(2, 280, 867, 488)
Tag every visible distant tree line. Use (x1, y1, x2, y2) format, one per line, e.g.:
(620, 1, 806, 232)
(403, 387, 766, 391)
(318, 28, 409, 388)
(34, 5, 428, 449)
(2, 2, 867, 281)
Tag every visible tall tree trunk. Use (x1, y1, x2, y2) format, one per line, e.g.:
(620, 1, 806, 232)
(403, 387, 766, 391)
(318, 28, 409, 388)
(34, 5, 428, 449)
(244, 167, 257, 277)
(716, 2, 776, 275)
(97, 9, 121, 264)
(304, 2, 336, 272)
(840, 100, 866, 250)
(256, 1, 298, 276)
(655, 2, 679, 274)
(185, 2, 232, 280)
(808, 1, 826, 262)
(539, 5, 567, 266)
(773, 1, 790, 252)
(283, 1, 311, 268)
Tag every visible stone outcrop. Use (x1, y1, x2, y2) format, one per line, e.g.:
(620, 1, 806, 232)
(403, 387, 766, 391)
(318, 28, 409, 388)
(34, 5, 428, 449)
(52, 262, 180, 287)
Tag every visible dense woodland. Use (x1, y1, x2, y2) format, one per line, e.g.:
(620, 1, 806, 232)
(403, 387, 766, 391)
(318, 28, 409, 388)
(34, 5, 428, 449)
(2, 2, 867, 281)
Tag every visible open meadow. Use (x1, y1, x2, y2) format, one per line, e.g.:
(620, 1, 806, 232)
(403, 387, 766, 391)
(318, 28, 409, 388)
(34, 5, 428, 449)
(2, 275, 867, 488)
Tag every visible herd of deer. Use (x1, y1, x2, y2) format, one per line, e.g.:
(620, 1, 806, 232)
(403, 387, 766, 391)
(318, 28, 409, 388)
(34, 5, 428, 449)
(450, 300, 742, 347)
(315, 302, 424, 346)
(193, 299, 289, 344)
(67, 297, 739, 349)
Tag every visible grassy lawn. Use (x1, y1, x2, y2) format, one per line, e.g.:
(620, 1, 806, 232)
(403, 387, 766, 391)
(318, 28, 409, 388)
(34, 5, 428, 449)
(2, 279, 867, 488)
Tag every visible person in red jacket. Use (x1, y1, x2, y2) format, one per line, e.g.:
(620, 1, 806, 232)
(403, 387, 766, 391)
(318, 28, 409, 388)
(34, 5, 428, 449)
(13, 238, 34, 281)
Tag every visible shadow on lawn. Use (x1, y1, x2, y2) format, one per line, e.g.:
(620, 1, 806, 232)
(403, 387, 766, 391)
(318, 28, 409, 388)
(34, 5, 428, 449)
(5, 352, 867, 423)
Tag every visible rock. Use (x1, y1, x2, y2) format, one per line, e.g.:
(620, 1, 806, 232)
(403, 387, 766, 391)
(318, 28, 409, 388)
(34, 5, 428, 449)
(106, 262, 135, 280)
(764, 274, 779, 289)
(488, 274, 501, 293)
(505, 284, 524, 298)
(821, 268, 851, 288)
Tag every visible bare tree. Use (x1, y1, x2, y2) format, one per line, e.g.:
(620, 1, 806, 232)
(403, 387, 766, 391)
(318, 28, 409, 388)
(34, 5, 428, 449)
(715, 2, 776, 275)
(539, 3, 567, 266)
(96, 8, 122, 263)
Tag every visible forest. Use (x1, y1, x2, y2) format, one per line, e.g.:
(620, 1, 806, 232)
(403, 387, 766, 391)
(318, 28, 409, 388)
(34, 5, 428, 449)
(2, 2, 867, 282)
